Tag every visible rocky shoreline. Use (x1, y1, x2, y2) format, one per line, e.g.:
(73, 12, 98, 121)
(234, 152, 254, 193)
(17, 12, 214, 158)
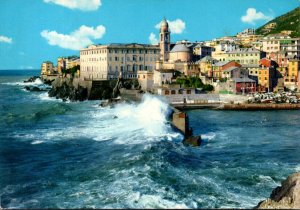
(255, 172, 300, 209)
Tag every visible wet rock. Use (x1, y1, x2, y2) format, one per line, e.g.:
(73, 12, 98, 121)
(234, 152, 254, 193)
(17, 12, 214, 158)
(182, 135, 202, 147)
(255, 172, 300, 209)
(24, 76, 39, 83)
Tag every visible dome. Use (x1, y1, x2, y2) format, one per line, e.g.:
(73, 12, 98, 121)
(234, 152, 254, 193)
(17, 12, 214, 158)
(170, 44, 190, 53)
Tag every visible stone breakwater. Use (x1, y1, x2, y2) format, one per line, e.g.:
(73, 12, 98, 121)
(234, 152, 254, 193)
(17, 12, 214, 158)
(220, 103, 300, 110)
(256, 172, 300, 209)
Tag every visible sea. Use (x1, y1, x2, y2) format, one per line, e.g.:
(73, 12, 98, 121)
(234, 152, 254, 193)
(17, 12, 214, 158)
(0, 70, 300, 208)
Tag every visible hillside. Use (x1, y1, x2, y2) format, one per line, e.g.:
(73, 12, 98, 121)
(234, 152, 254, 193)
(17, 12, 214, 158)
(256, 6, 300, 37)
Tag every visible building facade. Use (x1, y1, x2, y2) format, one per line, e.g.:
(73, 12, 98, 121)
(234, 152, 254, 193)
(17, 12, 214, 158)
(80, 43, 160, 80)
(41, 61, 54, 75)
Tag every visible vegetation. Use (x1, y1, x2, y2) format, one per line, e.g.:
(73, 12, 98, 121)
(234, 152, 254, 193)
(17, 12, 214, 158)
(256, 7, 300, 37)
(62, 65, 80, 77)
(176, 76, 214, 91)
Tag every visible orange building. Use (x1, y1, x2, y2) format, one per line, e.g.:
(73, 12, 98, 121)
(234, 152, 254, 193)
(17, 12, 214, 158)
(258, 58, 278, 92)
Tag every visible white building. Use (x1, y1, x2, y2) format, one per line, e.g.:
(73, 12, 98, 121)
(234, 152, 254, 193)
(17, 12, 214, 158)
(80, 43, 160, 81)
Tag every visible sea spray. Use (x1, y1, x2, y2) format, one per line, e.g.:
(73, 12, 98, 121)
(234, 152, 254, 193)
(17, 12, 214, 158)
(114, 94, 172, 136)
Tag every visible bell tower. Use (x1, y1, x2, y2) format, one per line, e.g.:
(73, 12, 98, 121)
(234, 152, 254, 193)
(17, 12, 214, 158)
(159, 18, 170, 62)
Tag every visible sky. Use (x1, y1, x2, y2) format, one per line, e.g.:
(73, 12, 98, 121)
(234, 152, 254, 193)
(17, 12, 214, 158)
(0, 0, 299, 70)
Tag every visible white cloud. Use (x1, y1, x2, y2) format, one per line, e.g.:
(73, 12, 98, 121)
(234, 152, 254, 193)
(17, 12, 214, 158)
(41, 25, 106, 50)
(44, 0, 101, 11)
(149, 33, 158, 45)
(241, 8, 272, 25)
(0, 35, 12, 44)
(155, 19, 186, 34)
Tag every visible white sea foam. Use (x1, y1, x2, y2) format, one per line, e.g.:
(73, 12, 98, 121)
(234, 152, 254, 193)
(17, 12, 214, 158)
(12, 94, 181, 146)
(2, 78, 44, 86)
(37, 92, 58, 101)
(31, 140, 44, 145)
(133, 194, 189, 209)
(201, 132, 216, 140)
(294, 164, 300, 172)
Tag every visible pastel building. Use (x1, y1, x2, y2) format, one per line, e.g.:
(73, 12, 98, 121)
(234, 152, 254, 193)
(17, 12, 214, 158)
(258, 58, 279, 92)
(285, 59, 300, 90)
(41, 61, 54, 75)
(226, 48, 266, 65)
(137, 71, 154, 91)
(80, 43, 160, 80)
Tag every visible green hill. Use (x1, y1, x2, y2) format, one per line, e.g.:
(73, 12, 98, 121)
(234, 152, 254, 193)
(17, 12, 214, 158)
(256, 7, 300, 37)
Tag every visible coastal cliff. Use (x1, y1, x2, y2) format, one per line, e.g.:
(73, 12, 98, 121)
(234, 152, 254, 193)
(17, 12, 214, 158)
(255, 172, 300, 209)
(48, 77, 88, 101)
(46, 76, 140, 101)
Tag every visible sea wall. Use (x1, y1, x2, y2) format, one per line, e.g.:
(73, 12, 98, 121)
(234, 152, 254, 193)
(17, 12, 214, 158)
(221, 103, 300, 110)
(165, 93, 248, 104)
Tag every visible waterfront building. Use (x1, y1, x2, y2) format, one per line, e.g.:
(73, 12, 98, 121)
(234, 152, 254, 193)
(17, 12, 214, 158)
(258, 58, 279, 92)
(211, 60, 241, 80)
(57, 56, 80, 75)
(41, 61, 54, 75)
(229, 78, 257, 94)
(153, 69, 176, 87)
(137, 70, 154, 91)
(285, 59, 300, 90)
(80, 43, 160, 81)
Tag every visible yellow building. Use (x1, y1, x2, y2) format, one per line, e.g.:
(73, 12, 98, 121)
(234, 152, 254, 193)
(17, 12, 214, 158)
(226, 48, 265, 66)
(258, 67, 270, 92)
(197, 56, 218, 76)
(285, 59, 299, 89)
(57, 56, 80, 75)
(41, 61, 54, 75)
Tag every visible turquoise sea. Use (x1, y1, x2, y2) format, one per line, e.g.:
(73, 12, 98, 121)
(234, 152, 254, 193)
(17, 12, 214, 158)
(0, 70, 300, 208)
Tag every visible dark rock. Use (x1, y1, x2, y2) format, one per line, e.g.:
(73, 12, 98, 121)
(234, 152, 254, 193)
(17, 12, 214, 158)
(182, 136, 202, 147)
(48, 79, 88, 102)
(24, 76, 39, 83)
(255, 172, 300, 209)
(31, 87, 42, 91)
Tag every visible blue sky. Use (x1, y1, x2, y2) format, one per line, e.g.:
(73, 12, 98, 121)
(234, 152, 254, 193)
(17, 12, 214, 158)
(0, 0, 299, 70)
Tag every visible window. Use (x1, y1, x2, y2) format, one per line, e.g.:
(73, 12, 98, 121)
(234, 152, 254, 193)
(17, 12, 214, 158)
(187, 90, 191, 94)
(171, 90, 176, 95)
(115, 57, 118, 61)
(165, 90, 169, 95)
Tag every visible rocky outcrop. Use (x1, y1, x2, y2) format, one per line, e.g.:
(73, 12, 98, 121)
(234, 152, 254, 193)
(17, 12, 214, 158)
(23, 76, 40, 83)
(256, 172, 300, 209)
(48, 78, 88, 102)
